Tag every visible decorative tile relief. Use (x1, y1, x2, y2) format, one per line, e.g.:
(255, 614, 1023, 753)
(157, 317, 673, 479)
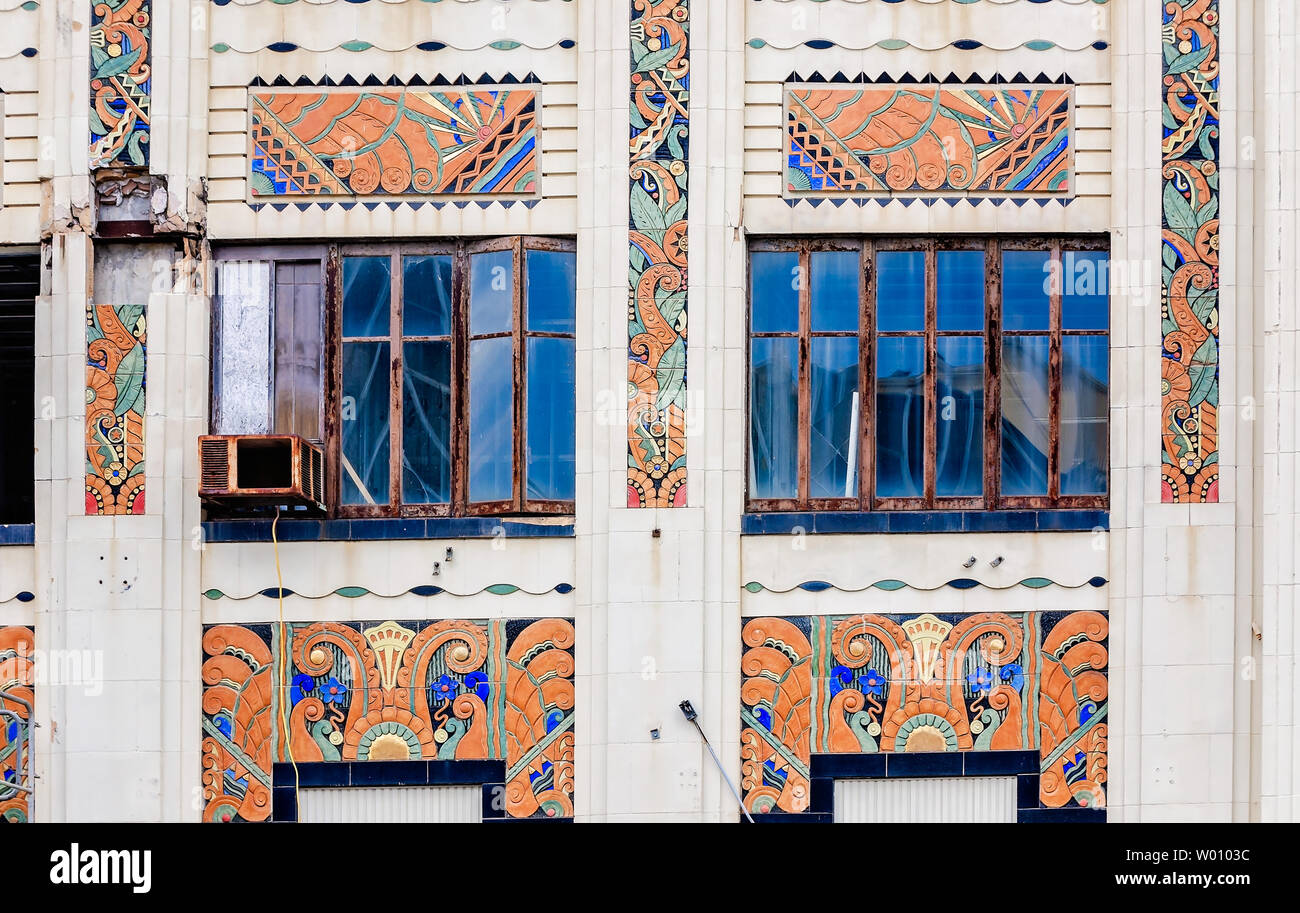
(90, 0, 151, 168)
(86, 303, 146, 515)
(785, 84, 1072, 198)
(628, 0, 689, 508)
(740, 612, 1109, 815)
(201, 583, 575, 600)
(1161, 0, 1219, 503)
(248, 87, 538, 198)
(201, 618, 575, 821)
(0, 625, 34, 823)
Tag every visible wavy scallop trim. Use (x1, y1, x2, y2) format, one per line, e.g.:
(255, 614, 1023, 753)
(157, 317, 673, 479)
(743, 577, 1107, 593)
(214, 0, 570, 5)
(749, 38, 1107, 51)
(211, 38, 576, 53)
(201, 583, 575, 600)
(0, 591, 35, 604)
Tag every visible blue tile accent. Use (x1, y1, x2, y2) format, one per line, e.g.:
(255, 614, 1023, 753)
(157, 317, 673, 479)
(431, 759, 506, 784)
(812, 512, 888, 534)
(272, 521, 327, 542)
(349, 518, 427, 540)
(1017, 774, 1040, 810)
(482, 783, 507, 820)
(885, 751, 964, 777)
(744, 812, 833, 824)
(348, 760, 431, 786)
(275, 762, 350, 788)
(272, 786, 299, 821)
(202, 517, 575, 543)
(742, 511, 1109, 536)
(1017, 807, 1106, 824)
(1038, 509, 1109, 531)
(0, 524, 35, 546)
(810, 753, 887, 779)
(961, 510, 1030, 531)
(809, 777, 835, 814)
(963, 750, 1039, 776)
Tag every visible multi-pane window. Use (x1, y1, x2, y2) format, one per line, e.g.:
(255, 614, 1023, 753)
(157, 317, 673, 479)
(212, 238, 575, 518)
(747, 238, 1109, 512)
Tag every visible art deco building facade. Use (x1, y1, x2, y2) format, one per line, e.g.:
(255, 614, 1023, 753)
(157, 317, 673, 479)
(0, 0, 1296, 822)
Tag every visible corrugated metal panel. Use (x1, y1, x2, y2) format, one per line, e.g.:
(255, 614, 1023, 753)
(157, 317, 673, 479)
(834, 777, 1016, 824)
(298, 786, 482, 823)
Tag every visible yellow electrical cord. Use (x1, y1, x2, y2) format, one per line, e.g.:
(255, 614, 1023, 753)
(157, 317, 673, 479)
(272, 507, 300, 817)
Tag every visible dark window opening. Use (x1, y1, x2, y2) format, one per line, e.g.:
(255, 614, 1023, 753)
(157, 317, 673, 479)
(0, 250, 39, 526)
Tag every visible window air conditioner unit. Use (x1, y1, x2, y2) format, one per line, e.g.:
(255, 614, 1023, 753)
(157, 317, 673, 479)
(198, 434, 326, 511)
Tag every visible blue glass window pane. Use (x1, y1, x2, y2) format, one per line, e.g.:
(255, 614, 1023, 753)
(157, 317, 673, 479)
(937, 250, 985, 331)
(470, 250, 515, 336)
(1062, 251, 1110, 330)
(526, 337, 576, 501)
(527, 250, 576, 334)
(1002, 251, 1051, 331)
(875, 337, 924, 498)
(469, 336, 514, 502)
(936, 337, 985, 497)
(1001, 335, 1051, 496)
(342, 257, 391, 337)
(401, 340, 451, 504)
(876, 251, 924, 332)
(810, 337, 860, 498)
(811, 251, 859, 332)
(1061, 336, 1109, 495)
(340, 341, 390, 505)
(751, 252, 799, 333)
(749, 337, 798, 499)
(402, 256, 452, 337)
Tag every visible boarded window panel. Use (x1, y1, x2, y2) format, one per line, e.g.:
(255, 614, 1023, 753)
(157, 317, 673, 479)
(273, 262, 323, 441)
(834, 777, 1016, 824)
(214, 260, 272, 435)
(297, 786, 482, 823)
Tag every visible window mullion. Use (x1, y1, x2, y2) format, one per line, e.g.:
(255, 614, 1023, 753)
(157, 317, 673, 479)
(1049, 240, 1062, 503)
(327, 245, 342, 517)
(924, 240, 937, 506)
(859, 239, 873, 508)
(797, 247, 812, 505)
(390, 250, 403, 513)
(986, 237, 1001, 509)
(514, 237, 525, 511)
(452, 245, 468, 516)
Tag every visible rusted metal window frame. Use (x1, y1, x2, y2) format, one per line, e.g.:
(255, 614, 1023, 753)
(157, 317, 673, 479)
(745, 235, 1110, 514)
(330, 238, 576, 520)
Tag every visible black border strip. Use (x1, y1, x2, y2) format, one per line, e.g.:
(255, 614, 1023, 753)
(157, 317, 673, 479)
(270, 761, 572, 823)
(745, 751, 1105, 824)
